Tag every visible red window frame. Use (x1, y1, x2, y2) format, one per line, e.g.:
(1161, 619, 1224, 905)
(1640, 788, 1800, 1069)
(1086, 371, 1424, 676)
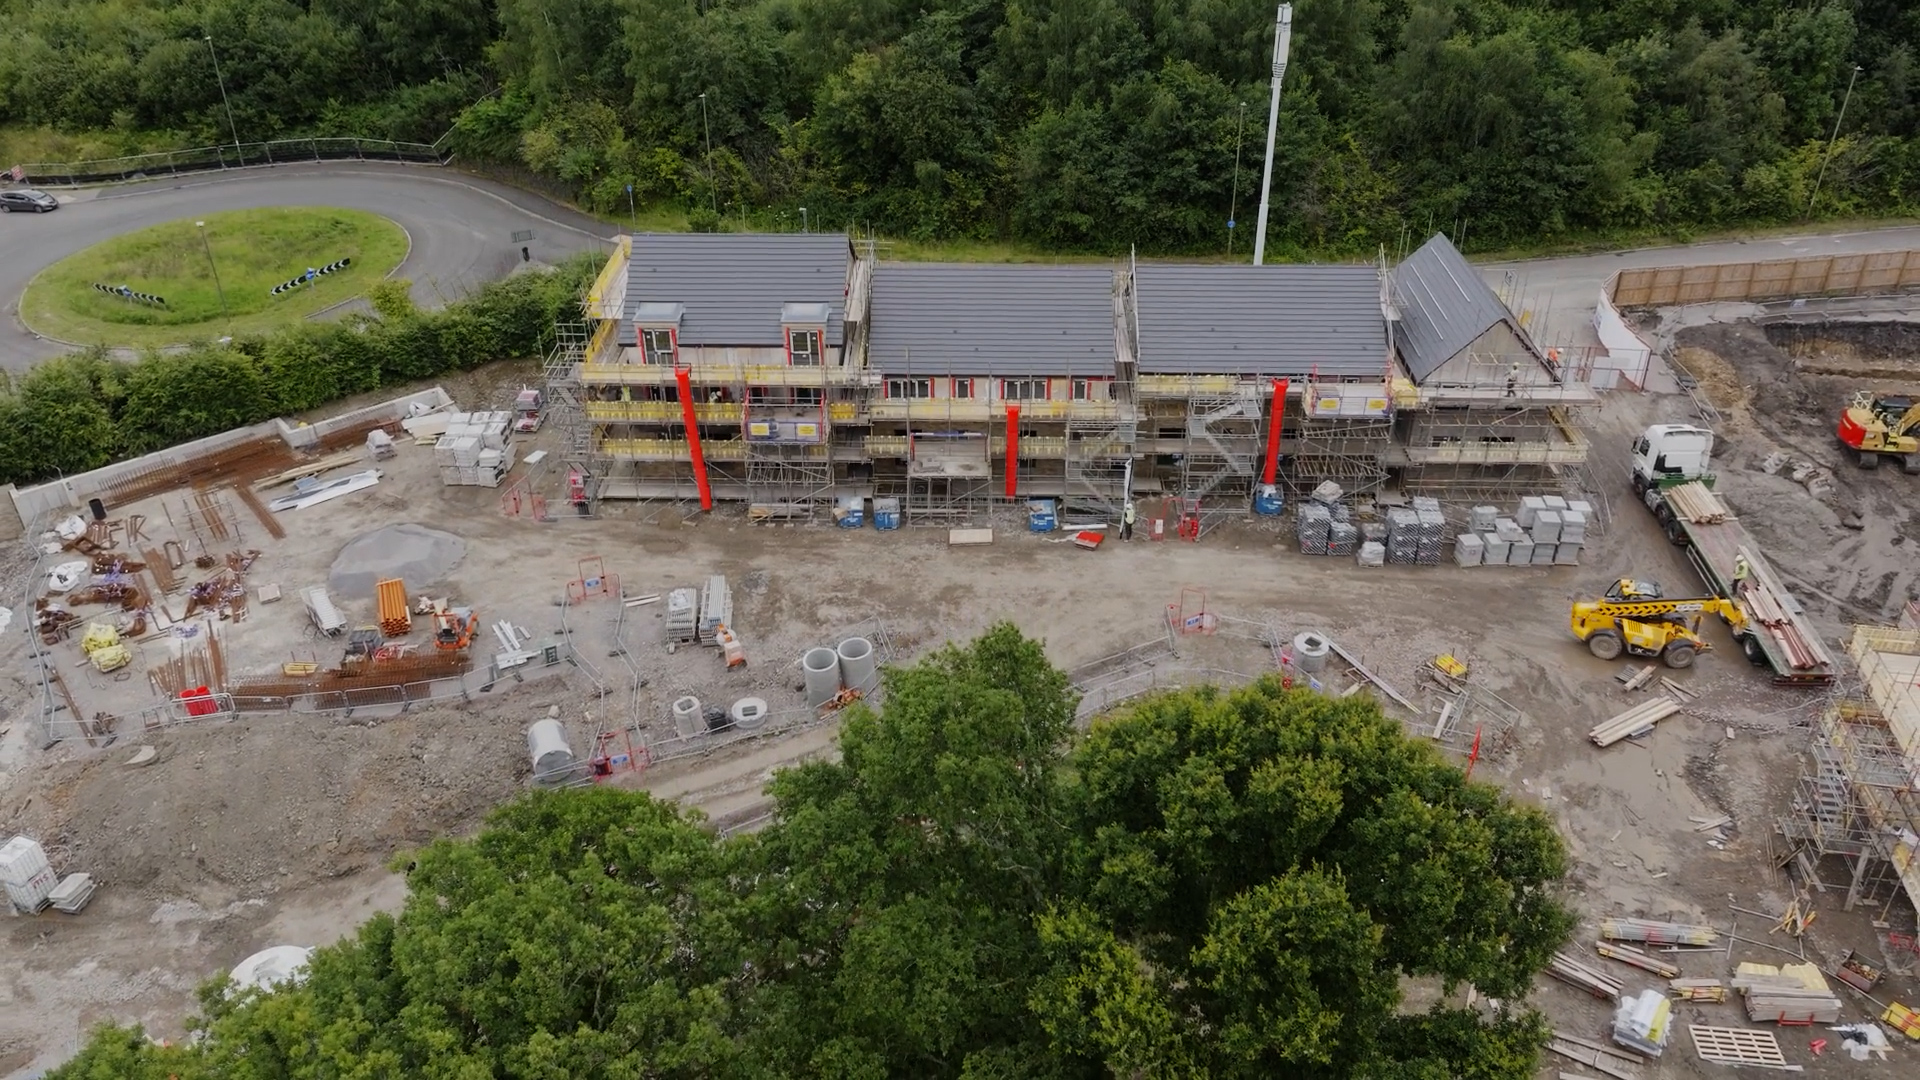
(951, 377, 974, 399)
(884, 377, 932, 399)
(640, 326, 679, 365)
(1071, 376, 1109, 401)
(785, 326, 824, 366)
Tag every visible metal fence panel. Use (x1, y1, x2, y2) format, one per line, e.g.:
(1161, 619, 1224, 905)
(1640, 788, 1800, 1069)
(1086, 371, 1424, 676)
(17, 138, 448, 187)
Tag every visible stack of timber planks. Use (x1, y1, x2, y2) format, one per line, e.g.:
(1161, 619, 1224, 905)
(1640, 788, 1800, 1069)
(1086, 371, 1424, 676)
(1734, 545, 1832, 673)
(1732, 962, 1841, 1024)
(1669, 978, 1728, 1003)
(1599, 919, 1720, 947)
(1596, 941, 1679, 978)
(1665, 482, 1728, 524)
(1590, 699, 1685, 747)
(1548, 952, 1624, 999)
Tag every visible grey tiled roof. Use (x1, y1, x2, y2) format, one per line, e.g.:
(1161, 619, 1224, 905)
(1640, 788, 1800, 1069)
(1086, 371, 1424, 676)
(1132, 263, 1387, 377)
(868, 263, 1117, 376)
(1390, 233, 1525, 383)
(619, 232, 851, 347)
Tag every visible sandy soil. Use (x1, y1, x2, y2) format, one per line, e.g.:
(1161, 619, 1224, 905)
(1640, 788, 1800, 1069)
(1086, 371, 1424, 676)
(2, 348, 1917, 1078)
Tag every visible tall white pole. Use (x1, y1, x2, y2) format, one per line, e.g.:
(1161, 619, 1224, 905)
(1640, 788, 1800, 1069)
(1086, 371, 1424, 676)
(1252, 4, 1293, 266)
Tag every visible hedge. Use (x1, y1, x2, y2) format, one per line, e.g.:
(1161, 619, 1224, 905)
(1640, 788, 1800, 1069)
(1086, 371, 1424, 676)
(0, 254, 601, 487)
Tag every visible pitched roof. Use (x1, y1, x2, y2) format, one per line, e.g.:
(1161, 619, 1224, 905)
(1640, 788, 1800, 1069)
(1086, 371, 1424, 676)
(1390, 233, 1527, 383)
(867, 263, 1117, 376)
(620, 233, 851, 347)
(1132, 264, 1386, 377)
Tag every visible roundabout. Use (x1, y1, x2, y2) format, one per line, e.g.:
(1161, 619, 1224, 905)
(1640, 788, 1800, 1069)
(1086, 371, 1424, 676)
(18, 206, 409, 348)
(0, 162, 614, 371)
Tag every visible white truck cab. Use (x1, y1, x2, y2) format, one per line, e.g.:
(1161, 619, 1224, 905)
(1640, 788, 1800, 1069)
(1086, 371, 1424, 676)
(1630, 424, 1714, 493)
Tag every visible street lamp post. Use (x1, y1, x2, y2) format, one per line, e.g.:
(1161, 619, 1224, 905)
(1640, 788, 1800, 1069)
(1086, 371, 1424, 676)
(697, 92, 718, 215)
(204, 36, 241, 152)
(1227, 101, 1247, 256)
(1808, 64, 1865, 218)
(196, 221, 229, 324)
(800, 207, 809, 233)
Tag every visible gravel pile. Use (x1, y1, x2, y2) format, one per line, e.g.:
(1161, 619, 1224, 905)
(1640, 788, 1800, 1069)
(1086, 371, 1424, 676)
(328, 523, 466, 595)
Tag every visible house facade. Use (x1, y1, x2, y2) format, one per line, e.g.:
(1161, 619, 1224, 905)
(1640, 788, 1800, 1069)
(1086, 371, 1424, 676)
(551, 231, 1594, 522)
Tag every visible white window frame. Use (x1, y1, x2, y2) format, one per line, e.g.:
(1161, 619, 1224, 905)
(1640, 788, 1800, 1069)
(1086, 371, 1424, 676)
(1071, 377, 1099, 401)
(788, 328, 823, 366)
(951, 377, 974, 399)
(641, 327, 677, 365)
(1001, 378, 1049, 401)
(886, 377, 933, 399)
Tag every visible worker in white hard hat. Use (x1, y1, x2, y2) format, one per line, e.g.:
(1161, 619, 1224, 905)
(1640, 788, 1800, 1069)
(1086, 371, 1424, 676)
(1732, 554, 1752, 587)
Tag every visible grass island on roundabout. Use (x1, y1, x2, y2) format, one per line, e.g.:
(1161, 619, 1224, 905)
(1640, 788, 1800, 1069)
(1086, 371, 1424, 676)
(19, 206, 409, 348)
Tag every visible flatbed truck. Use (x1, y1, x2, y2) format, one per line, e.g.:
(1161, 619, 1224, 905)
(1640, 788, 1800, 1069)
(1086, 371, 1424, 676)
(1630, 424, 1835, 687)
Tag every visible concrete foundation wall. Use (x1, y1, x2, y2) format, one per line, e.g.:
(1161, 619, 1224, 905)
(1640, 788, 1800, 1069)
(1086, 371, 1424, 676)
(9, 386, 454, 522)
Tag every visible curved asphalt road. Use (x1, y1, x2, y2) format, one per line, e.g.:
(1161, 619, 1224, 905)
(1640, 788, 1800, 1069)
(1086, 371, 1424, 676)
(0, 162, 615, 371)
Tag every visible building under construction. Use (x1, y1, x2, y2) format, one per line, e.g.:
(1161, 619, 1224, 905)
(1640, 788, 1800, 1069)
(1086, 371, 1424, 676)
(548, 231, 1596, 523)
(1777, 625, 1920, 920)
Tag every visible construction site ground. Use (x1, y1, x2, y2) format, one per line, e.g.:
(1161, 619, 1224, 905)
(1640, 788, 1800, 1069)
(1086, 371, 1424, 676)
(1, 337, 1917, 1078)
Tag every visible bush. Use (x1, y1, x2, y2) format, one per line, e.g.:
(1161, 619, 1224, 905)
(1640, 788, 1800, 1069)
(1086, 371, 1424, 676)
(0, 254, 602, 487)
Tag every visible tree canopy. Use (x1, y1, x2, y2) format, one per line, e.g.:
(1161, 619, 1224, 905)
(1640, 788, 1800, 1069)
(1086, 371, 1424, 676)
(3, 1, 1914, 253)
(52, 624, 1574, 1080)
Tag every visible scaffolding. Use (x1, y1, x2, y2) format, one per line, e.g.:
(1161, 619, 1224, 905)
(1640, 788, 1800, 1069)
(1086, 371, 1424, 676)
(1063, 272, 1141, 516)
(1778, 702, 1920, 915)
(744, 396, 836, 520)
(544, 319, 593, 467)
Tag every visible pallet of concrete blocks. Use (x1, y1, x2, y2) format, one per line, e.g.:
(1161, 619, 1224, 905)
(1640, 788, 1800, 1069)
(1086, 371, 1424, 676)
(1480, 531, 1510, 566)
(1296, 502, 1332, 555)
(1517, 494, 1547, 528)
(1360, 521, 1387, 544)
(1454, 533, 1484, 567)
(1328, 521, 1358, 557)
(1384, 507, 1421, 564)
(1532, 508, 1562, 546)
(1469, 505, 1498, 532)
(1413, 504, 1446, 565)
(1356, 541, 1385, 567)
(1309, 479, 1343, 507)
(664, 587, 699, 643)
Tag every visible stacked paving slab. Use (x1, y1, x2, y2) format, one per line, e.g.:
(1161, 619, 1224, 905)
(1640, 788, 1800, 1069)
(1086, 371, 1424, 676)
(1456, 494, 1593, 567)
(433, 410, 517, 488)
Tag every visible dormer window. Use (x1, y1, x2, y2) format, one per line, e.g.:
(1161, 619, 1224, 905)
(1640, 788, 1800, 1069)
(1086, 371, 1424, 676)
(781, 301, 832, 367)
(631, 302, 684, 365)
(789, 328, 822, 366)
(642, 328, 676, 365)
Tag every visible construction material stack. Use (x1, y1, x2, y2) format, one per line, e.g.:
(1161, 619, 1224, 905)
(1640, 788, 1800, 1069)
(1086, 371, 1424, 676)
(1629, 424, 1833, 686)
(376, 578, 411, 637)
(697, 576, 732, 645)
(1384, 507, 1420, 564)
(1412, 497, 1445, 565)
(1612, 989, 1674, 1057)
(433, 410, 518, 488)
(1732, 962, 1842, 1024)
(665, 587, 699, 644)
(1297, 502, 1332, 555)
(2, 836, 58, 914)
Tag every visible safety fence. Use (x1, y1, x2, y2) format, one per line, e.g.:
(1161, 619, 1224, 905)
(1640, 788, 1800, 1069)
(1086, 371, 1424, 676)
(1611, 250, 1920, 307)
(1073, 666, 1260, 723)
(13, 136, 448, 187)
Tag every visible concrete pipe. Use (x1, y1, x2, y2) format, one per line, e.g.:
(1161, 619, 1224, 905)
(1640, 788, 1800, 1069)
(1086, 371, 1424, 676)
(1292, 631, 1331, 674)
(527, 719, 575, 786)
(730, 696, 770, 731)
(671, 695, 703, 739)
(836, 636, 876, 696)
(803, 647, 842, 708)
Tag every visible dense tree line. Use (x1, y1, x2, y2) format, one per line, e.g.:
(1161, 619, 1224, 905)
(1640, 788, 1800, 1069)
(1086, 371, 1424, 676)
(0, 258, 597, 487)
(50, 626, 1573, 1079)
(5, 1, 1918, 254)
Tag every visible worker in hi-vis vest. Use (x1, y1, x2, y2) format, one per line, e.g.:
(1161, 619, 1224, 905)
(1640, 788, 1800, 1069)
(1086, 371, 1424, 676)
(1121, 500, 1136, 541)
(1732, 553, 1752, 586)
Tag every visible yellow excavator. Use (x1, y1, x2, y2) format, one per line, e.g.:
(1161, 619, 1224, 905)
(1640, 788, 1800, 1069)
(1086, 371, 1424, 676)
(1837, 391, 1920, 472)
(1570, 579, 1750, 669)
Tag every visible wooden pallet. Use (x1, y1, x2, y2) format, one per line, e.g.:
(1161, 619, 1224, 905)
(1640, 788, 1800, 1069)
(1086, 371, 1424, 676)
(1688, 1025, 1794, 1069)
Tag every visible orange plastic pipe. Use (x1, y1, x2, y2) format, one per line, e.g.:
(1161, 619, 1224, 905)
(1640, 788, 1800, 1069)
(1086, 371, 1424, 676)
(674, 366, 713, 511)
(1262, 377, 1289, 486)
(1005, 404, 1020, 498)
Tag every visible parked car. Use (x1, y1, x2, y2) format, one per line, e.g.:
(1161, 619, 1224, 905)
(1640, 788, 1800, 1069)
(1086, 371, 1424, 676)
(0, 189, 58, 213)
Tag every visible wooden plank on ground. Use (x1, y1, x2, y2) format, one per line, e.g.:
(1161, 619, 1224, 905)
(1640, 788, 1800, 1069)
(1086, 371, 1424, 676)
(948, 528, 994, 546)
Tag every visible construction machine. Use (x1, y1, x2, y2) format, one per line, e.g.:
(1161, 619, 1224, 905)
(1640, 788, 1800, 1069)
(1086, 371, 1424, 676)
(1570, 588, 1750, 669)
(1836, 391, 1920, 472)
(433, 607, 479, 651)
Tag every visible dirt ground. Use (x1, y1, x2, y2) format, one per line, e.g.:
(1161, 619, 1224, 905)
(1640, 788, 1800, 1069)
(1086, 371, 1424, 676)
(1, 351, 1917, 1078)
